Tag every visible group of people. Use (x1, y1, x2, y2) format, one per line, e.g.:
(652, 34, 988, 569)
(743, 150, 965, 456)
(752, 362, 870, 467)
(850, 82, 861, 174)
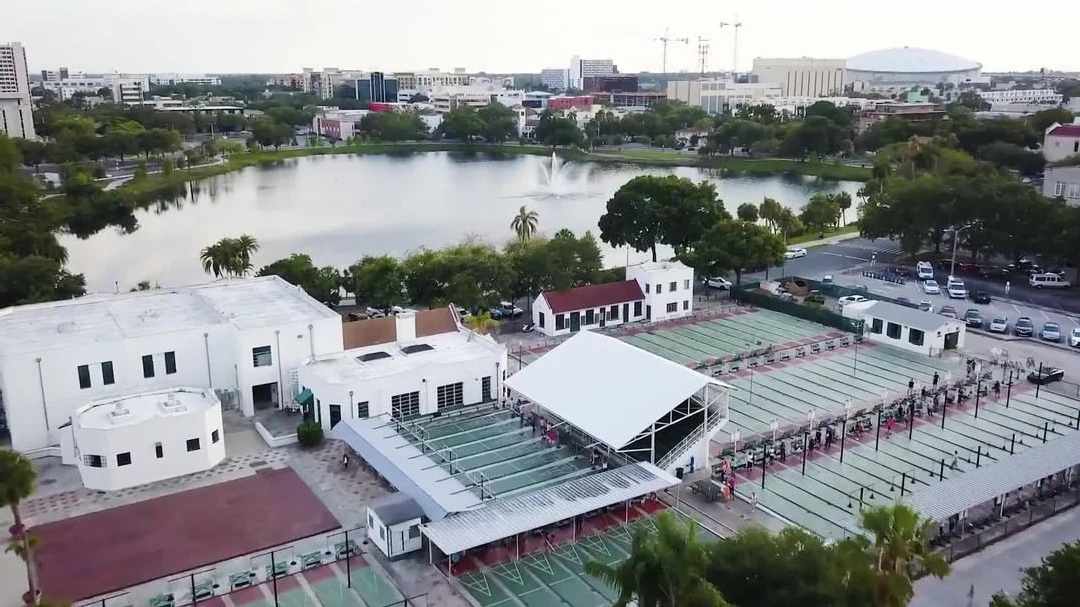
(523, 410, 560, 446)
(714, 459, 738, 501)
(589, 449, 610, 471)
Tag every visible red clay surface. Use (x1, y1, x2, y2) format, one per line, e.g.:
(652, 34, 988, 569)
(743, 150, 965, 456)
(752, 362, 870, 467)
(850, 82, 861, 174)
(32, 468, 340, 601)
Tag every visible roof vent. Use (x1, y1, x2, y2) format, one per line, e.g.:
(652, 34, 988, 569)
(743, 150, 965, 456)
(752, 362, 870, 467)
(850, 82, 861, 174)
(401, 343, 434, 355)
(160, 394, 187, 413)
(358, 351, 392, 363)
(109, 403, 132, 423)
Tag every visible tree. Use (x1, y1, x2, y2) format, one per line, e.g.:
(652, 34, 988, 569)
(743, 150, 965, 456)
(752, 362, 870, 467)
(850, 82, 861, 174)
(681, 220, 786, 284)
(257, 254, 341, 305)
(599, 175, 727, 262)
(990, 540, 1080, 607)
(758, 197, 783, 232)
(857, 504, 949, 607)
(464, 310, 500, 336)
(800, 194, 842, 238)
(476, 103, 519, 143)
(833, 191, 853, 225)
(347, 255, 404, 310)
(251, 118, 292, 150)
(358, 112, 427, 141)
(439, 105, 485, 141)
(198, 235, 260, 278)
(736, 203, 759, 223)
(1030, 107, 1075, 138)
(584, 511, 729, 607)
(534, 111, 583, 147)
(0, 449, 39, 604)
(510, 206, 539, 242)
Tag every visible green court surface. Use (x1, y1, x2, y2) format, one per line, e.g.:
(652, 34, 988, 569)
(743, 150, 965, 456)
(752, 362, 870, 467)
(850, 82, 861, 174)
(308, 578, 364, 607)
(348, 561, 405, 607)
(276, 589, 312, 607)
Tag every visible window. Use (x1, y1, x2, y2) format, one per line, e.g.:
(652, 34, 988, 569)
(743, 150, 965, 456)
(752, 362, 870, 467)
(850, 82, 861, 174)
(683, 300, 689, 310)
(77, 364, 91, 389)
(155, 443, 164, 459)
(116, 452, 132, 467)
(186, 438, 201, 452)
(645, 283, 650, 293)
(871, 318, 884, 334)
(886, 322, 902, 339)
(609, 305, 618, 320)
(357, 401, 370, 418)
(83, 454, 104, 468)
(666, 302, 678, 313)
(101, 361, 115, 385)
(252, 345, 272, 367)
(555, 314, 565, 330)
(379, 526, 385, 539)
(212, 429, 220, 444)
(585, 309, 595, 324)
(368, 514, 374, 528)
(436, 382, 464, 409)
(164, 351, 177, 374)
(1056, 181, 1067, 197)
(538, 312, 545, 328)
(482, 376, 492, 401)
(633, 301, 642, 316)
(684, 279, 691, 289)
(656, 283, 663, 293)
(142, 354, 155, 378)
(908, 329, 925, 346)
(669, 281, 677, 292)
(391, 391, 420, 418)
(408, 525, 421, 539)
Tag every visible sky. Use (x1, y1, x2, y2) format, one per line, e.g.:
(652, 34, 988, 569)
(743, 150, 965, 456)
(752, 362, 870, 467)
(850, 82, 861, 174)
(6, 0, 1078, 75)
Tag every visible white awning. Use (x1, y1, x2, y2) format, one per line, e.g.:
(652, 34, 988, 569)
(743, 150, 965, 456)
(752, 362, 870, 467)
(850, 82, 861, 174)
(505, 331, 731, 449)
(421, 462, 679, 555)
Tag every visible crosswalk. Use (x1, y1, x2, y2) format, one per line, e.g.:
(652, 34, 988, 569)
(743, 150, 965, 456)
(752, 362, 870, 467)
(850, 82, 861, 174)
(829, 241, 906, 256)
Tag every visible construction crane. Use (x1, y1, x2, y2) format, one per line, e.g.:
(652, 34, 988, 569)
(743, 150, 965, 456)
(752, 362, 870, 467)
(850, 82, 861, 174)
(655, 28, 689, 74)
(718, 18, 743, 78)
(696, 37, 710, 76)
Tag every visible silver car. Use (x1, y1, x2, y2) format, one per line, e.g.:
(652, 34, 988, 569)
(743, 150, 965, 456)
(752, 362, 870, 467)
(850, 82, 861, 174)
(1041, 322, 1062, 342)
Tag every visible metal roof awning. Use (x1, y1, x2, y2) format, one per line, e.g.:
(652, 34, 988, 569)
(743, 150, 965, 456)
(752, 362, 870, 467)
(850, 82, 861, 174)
(295, 388, 314, 406)
(906, 430, 1080, 522)
(421, 462, 680, 556)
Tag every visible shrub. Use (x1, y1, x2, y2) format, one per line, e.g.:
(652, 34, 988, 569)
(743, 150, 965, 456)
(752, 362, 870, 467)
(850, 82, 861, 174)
(296, 419, 324, 448)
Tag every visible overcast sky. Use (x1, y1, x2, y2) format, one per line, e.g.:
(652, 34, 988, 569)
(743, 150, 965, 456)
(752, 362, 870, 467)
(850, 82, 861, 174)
(6, 0, 1078, 74)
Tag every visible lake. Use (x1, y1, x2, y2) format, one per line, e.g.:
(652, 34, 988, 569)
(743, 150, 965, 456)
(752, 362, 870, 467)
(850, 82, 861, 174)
(62, 152, 863, 292)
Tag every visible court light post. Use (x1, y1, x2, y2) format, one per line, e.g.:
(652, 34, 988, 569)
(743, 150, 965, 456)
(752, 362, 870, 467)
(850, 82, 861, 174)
(852, 320, 865, 376)
(840, 401, 851, 463)
(801, 430, 809, 475)
(875, 408, 883, 451)
(946, 223, 976, 280)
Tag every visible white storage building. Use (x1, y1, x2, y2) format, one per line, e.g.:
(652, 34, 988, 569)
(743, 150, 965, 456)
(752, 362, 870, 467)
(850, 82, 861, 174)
(842, 300, 965, 356)
(0, 276, 343, 453)
(626, 260, 696, 323)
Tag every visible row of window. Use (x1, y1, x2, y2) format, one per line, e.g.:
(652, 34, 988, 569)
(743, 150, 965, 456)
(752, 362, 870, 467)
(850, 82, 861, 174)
(436, 382, 464, 410)
(644, 279, 691, 295)
(82, 430, 220, 468)
(545, 301, 645, 331)
(391, 391, 421, 419)
(321, 376, 492, 429)
(869, 318, 925, 346)
(77, 351, 177, 390)
(1051, 181, 1080, 200)
(665, 301, 690, 314)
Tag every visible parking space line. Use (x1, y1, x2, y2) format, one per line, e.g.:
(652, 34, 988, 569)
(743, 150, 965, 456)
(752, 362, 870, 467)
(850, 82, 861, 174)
(1041, 310, 1050, 321)
(1012, 304, 1020, 313)
(1071, 317, 1080, 327)
(821, 252, 870, 262)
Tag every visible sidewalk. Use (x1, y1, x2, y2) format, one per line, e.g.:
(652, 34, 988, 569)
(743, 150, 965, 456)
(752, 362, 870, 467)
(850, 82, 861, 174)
(800, 232, 863, 250)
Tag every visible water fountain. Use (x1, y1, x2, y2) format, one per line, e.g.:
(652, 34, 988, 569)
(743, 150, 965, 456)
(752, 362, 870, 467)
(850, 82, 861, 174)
(538, 151, 568, 193)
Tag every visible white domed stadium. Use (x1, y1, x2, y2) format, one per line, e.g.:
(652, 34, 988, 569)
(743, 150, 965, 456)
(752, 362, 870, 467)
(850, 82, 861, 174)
(846, 47, 982, 85)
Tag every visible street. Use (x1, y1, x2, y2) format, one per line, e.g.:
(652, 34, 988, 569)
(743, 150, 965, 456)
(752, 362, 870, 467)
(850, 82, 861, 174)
(744, 238, 907, 283)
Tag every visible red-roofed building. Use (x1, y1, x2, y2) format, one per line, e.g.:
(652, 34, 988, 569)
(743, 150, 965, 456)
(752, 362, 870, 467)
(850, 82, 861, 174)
(1044, 121, 1080, 163)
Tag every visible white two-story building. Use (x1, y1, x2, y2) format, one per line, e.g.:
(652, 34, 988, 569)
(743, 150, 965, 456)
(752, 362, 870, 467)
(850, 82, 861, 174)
(0, 276, 343, 453)
(1044, 121, 1080, 163)
(627, 260, 696, 323)
(298, 308, 508, 429)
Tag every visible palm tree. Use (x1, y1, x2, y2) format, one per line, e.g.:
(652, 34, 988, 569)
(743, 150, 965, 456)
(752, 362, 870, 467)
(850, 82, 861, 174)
(510, 206, 539, 242)
(759, 197, 783, 233)
(833, 191, 853, 226)
(199, 235, 260, 278)
(0, 450, 39, 604)
(584, 511, 729, 607)
(858, 504, 950, 607)
(464, 311, 500, 338)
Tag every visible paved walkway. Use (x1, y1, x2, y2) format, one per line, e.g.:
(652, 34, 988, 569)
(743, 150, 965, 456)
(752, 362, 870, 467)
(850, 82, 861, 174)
(911, 505, 1080, 607)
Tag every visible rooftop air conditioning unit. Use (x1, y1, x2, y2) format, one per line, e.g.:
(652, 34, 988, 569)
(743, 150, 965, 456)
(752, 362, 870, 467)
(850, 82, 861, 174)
(109, 403, 132, 423)
(160, 394, 187, 413)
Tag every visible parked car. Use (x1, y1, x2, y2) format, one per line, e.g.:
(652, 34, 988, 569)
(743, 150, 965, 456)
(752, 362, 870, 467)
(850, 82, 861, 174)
(971, 291, 991, 304)
(490, 301, 524, 319)
(364, 307, 386, 318)
(1040, 322, 1062, 342)
(1029, 273, 1071, 289)
(939, 305, 957, 319)
(1014, 316, 1034, 337)
(785, 247, 807, 259)
(916, 261, 935, 280)
(1027, 367, 1065, 385)
(806, 291, 826, 305)
(838, 295, 869, 307)
(922, 279, 940, 295)
(947, 279, 968, 299)
(989, 316, 1009, 333)
(890, 266, 912, 277)
(963, 309, 983, 329)
(1071, 327, 1080, 348)
(918, 300, 934, 313)
(703, 276, 732, 290)
(978, 265, 1010, 279)
(822, 275, 834, 284)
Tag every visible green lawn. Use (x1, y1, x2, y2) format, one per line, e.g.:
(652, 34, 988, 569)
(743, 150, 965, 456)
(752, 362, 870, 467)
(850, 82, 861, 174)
(788, 224, 862, 245)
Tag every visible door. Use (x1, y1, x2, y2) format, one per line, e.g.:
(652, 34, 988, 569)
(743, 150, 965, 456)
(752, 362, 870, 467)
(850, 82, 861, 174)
(396, 531, 406, 555)
(329, 404, 342, 428)
(622, 303, 629, 322)
(599, 308, 606, 328)
(646, 305, 652, 320)
(569, 311, 581, 332)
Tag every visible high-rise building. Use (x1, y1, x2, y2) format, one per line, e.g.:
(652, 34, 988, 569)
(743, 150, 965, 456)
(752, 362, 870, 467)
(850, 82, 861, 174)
(355, 72, 399, 104)
(569, 56, 616, 90)
(540, 68, 569, 90)
(41, 67, 70, 82)
(0, 41, 36, 139)
(751, 58, 847, 97)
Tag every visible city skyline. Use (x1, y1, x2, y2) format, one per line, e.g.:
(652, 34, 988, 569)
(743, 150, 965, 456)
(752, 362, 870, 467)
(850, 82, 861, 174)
(6, 0, 1079, 75)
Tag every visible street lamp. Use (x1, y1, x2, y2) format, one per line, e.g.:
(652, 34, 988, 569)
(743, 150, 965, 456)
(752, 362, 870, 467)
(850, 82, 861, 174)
(852, 319, 865, 376)
(947, 223, 977, 281)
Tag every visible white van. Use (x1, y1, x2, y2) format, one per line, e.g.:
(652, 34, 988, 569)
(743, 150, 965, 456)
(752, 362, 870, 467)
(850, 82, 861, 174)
(1029, 273, 1071, 289)
(916, 261, 935, 280)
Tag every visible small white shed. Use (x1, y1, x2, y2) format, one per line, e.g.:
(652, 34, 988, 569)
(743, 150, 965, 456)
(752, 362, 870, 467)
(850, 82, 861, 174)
(366, 493, 426, 560)
(843, 300, 965, 356)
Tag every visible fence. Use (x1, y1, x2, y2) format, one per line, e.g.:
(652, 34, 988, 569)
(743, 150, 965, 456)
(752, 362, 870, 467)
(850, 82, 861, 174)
(729, 281, 861, 333)
(795, 276, 917, 309)
(1046, 380, 1080, 400)
(77, 527, 425, 607)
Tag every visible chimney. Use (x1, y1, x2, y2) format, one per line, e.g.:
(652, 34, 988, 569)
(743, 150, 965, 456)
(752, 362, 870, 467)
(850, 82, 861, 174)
(395, 311, 417, 342)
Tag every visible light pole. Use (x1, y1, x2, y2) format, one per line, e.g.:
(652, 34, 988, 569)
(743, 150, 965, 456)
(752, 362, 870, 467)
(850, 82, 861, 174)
(852, 320, 865, 376)
(947, 224, 976, 281)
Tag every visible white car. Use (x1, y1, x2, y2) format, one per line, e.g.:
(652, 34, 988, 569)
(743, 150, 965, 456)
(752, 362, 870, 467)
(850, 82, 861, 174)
(1071, 328, 1080, 348)
(703, 276, 732, 290)
(916, 261, 935, 280)
(946, 280, 968, 299)
(989, 316, 1009, 333)
(784, 247, 807, 259)
(922, 279, 940, 295)
(918, 300, 934, 313)
(837, 295, 869, 307)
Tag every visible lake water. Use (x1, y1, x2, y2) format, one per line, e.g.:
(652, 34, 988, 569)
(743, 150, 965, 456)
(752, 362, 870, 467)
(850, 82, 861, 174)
(62, 152, 862, 292)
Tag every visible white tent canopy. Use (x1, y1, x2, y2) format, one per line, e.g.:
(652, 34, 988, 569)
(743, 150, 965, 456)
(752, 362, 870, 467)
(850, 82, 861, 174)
(504, 331, 731, 449)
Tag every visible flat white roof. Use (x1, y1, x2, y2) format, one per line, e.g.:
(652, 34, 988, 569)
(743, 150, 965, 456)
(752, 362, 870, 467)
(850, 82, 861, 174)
(75, 387, 218, 430)
(0, 276, 338, 356)
(305, 330, 503, 385)
(504, 331, 731, 449)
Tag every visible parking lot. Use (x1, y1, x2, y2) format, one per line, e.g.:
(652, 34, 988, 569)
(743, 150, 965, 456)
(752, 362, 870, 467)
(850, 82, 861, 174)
(828, 270, 1080, 352)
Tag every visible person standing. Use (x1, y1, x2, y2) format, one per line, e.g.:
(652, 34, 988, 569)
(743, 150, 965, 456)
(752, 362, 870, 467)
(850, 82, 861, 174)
(908, 378, 915, 395)
(342, 452, 350, 472)
(750, 491, 759, 511)
(1005, 281, 1011, 295)
(933, 372, 940, 389)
